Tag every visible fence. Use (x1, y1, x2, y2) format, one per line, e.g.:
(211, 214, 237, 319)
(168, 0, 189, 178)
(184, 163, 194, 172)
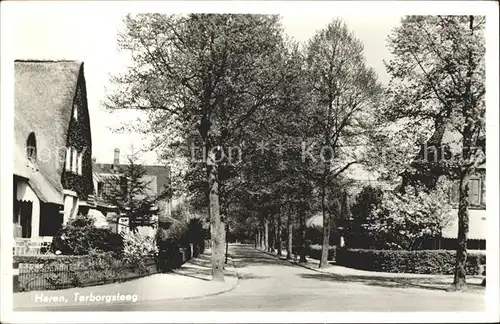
(13, 238, 52, 256)
(14, 243, 203, 292)
(15, 255, 157, 292)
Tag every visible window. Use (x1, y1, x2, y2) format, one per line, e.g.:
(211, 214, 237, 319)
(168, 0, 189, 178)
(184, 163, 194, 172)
(65, 147, 71, 171)
(97, 182, 104, 198)
(26, 132, 37, 162)
(72, 149, 77, 173)
(450, 182, 459, 204)
(450, 178, 481, 206)
(73, 105, 78, 121)
(77, 152, 83, 175)
(103, 180, 116, 197)
(469, 178, 481, 206)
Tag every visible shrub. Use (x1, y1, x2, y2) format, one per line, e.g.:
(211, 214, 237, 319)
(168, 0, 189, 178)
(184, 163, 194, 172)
(122, 231, 158, 256)
(165, 221, 189, 246)
(364, 182, 454, 250)
(348, 186, 384, 249)
(308, 244, 337, 261)
(51, 214, 123, 255)
(154, 220, 206, 271)
(305, 225, 323, 245)
(336, 249, 486, 275)
(155, 227, 168, 245)
(122, 231, 158, 273)
(185, 218, 206, 252)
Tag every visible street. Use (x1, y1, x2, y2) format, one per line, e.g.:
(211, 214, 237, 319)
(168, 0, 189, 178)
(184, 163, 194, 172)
(18, 244, 484, 312)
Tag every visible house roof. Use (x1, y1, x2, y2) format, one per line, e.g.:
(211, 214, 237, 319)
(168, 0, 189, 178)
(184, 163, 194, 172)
(28, 168, 64, 204)
(306, 213, 323, 227)
(416, 121, 485, 164)
(14, 145, 31, 179)
(92, 171, 104, 183)
(94, 163, 171, 195)
(159, 215, 179, 224)
(14, 60, 84, 204)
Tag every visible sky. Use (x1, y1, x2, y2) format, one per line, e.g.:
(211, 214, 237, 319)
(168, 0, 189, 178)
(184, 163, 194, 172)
(11, 3, 402, 165)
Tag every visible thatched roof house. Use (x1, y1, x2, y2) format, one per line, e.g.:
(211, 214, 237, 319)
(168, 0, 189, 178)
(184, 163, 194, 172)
(14, 60, 95, 240)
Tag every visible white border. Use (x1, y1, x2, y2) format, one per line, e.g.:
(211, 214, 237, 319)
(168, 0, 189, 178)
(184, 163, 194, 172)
(1, 1, 499, 323)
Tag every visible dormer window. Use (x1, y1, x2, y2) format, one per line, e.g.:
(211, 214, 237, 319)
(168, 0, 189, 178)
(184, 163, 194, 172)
(26, 132, 37, 162)
(73, 105, 78, 121)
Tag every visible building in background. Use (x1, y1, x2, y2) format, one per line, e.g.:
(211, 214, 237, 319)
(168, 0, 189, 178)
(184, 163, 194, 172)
(13, 60, 95, 252)
(94, 148, 173, 236)
(421, 122, 486, 250)
(401, 121, 486, 250)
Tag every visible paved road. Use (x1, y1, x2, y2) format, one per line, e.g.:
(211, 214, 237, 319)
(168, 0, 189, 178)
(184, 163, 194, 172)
(19, 244, 484, 312)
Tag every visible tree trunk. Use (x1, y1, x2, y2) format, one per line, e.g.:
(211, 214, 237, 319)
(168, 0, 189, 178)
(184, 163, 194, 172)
(208, 150, 224, 282)
(320, 182, 331, 268)
(287, 211, 293, 259)
(449, 172, 471, 291)
(268, 220, 274, 253)
(299, 208, 307, 263)
(449, 16, 476, 290)
(260, 226, 265, 250)
(276, 213, 282, 256)
(264, 219, 269, 251)
(225, 223, 229, 264)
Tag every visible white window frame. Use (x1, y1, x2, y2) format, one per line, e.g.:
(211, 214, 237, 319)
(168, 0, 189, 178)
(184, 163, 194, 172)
(469, 177, 481, 206)
(72, 148, 77, 173)
(65, 147, 71, 171)
(77, 152, 83, 175)
(450, 178, 482, 207)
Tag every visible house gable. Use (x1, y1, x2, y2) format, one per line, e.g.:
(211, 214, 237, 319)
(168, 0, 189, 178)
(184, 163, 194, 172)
(14, 60, 85, 203)
(61, 65, 94, 199)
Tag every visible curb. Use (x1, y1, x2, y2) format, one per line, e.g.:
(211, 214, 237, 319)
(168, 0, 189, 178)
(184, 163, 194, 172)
(254, 247, 485, 294)
(169, 254, 240, 302)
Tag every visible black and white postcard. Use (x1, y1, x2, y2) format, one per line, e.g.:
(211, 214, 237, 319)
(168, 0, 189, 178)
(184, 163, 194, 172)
(1, 1, 498, 323)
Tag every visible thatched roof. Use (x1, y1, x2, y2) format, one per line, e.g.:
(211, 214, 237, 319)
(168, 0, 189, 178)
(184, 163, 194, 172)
(14, 60, 85, 204)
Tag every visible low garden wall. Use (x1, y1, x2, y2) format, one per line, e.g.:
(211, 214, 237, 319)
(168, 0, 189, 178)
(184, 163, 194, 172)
(336, 249, 486, 275)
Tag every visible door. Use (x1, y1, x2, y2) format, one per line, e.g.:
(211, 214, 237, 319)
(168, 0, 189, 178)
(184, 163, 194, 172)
(19, 201, 33, 238)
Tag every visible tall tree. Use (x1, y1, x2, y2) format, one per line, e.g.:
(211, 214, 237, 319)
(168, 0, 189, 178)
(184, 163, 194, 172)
(385, 16, 486, 290)
(106, 14, 285, 281)
(305, 19, 382, 268)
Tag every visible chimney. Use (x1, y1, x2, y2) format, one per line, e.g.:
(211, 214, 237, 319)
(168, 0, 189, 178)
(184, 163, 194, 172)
(113, 148, 120, 167)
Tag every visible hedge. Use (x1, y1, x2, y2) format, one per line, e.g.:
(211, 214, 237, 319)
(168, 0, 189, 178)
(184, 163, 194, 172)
(291, 245, 337, 261)
(336, 249, 486, 275)
(307, 245, 337, 261)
